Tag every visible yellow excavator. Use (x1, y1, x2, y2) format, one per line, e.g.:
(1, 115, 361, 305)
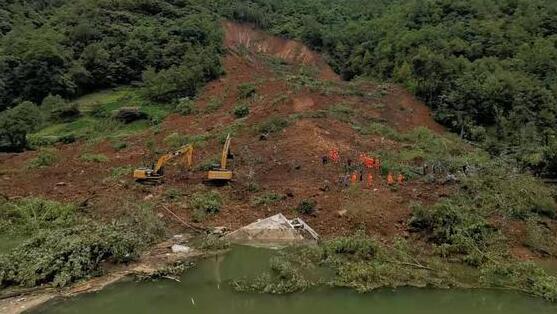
(207, 134, 233, 181)
(134, 144, 193, 183)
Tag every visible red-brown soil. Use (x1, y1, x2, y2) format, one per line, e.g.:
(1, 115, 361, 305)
(0, 22, 536, 257)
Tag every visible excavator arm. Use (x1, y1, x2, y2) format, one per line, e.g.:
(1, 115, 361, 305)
(220, 134, 231, 170)
(134, 144, 193, 182)
(153, 144, 193, 174)
(207, 134, 233, 181)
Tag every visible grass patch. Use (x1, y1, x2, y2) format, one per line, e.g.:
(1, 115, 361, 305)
(163, 132, 209, 150)
(257, 116, 289, 134)
(111, 140, 127, 151)
(26, 149, 57, 169)
(163, 188, 183, 201)
(29, 87, 173, 147)
(195, 155, 220, 171)
(205, 97, 223, 113)
(237, 82, 256, 99)
(252, 193, 286, 206)
(80, 153, 109, 163)
(110, 165, 133, 179)
(175, 98, 196, 115)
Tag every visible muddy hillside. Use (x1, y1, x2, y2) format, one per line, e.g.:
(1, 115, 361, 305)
(1, 22, 468, 240)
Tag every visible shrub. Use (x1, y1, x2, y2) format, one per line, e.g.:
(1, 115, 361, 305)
(0, 101, 43, 151)
(112, 141, 127, 151)
(40, 94, 66, 113)
(247, 181, 261, 192)
(195, 156, 220, 171)
(190, 190, 223, 221)
(237, 83, 256, 99)
(233, 103, 250, 118)
(460, 168, 557, 219)
(296, 199, 316, 214)
(232, 257, 310, 294)
(205, 98, 223, 113)
(51, 103, 81, 122)
(480, 261, 557, 302)
(523, 218, 557, 256)
(409, 201, 498, 264)
(59, 134, 76, 144)
(199, 234, 230, 250)
(175, 98, 196, 115)
(41, 95, 80, 122)
(0, 211, 164, 288)
(27, 149, 57, 169)
(257, 116, 288, 134)
(322, 232, 379, 260)
(80, 153, 109, 163)
(163, 188, 182, 201)
(163, 132, 187, 149)
(0, 197, 76, 233)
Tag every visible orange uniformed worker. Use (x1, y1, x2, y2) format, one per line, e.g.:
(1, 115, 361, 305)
(397, 173, 404, 184)
(387, 172, 394, 185)
(330, 148, 340, 163)
(366, 173, 373, 188)
(350, 171, 358, 184)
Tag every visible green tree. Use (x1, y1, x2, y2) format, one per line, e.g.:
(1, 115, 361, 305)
(0, 101, 43, 151)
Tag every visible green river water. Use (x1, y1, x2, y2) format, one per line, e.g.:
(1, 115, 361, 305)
(32, 246, 557, 314)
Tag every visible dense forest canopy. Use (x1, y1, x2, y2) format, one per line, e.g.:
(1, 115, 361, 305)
(0, 0, 223, 108)
(213, 0, 557, 177)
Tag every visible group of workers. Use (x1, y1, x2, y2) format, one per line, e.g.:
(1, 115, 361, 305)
(325, 148, 404, 188)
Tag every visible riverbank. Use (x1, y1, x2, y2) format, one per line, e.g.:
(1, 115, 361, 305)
(0, 238, 203, 314)
(29, 245, 557, 314)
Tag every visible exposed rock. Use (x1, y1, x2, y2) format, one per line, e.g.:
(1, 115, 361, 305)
(113, 107, 148, 123)
(212, 226, 227, 236)
(337, 209, 347, 217)
(225, 213, 319, 246)
(171, 244, 191, 253)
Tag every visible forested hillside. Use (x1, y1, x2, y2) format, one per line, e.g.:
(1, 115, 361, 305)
(0, 0, 223, 149)
(214, 0, 557, 177)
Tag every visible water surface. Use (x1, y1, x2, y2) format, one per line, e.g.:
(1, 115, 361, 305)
(33, 246, 557, 314)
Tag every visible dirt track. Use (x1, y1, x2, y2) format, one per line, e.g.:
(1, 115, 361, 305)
(1, 22, 451, 240)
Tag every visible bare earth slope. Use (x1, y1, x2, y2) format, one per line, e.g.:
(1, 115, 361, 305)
(1, 22, 454, 240)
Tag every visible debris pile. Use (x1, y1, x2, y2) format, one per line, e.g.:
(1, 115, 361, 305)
(225, 213, 319, 246)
